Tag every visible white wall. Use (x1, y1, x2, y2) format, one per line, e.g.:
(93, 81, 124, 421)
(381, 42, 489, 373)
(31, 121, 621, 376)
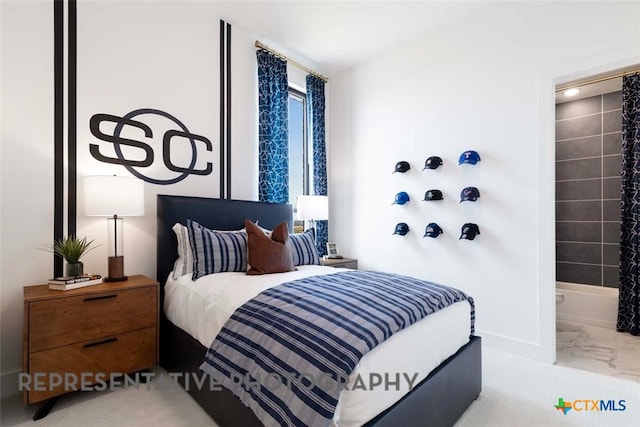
(0, 0, 268, 397)
(1, 0, 55, 398)
(75, 0, 222, 283)
(329, 1, 640, 363)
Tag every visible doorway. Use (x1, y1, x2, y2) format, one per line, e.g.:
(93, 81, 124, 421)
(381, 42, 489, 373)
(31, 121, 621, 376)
(553, 68, 640, 382)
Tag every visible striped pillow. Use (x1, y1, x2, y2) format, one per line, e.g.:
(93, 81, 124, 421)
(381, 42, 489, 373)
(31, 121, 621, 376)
(171, 223, 194, 279)
(187, 220, 248, 280)
(288, 228, 320, 266)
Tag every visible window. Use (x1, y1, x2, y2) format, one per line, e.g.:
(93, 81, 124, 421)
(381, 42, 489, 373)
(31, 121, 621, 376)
(288, 87, 313, 209)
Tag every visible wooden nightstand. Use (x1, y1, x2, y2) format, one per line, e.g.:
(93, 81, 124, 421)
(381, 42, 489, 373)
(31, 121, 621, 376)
(321, 257, 358, 269)
(23, 275, 159, 418)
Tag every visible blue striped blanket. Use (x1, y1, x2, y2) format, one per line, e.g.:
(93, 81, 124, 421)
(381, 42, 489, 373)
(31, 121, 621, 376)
(200, 270, 475, 427)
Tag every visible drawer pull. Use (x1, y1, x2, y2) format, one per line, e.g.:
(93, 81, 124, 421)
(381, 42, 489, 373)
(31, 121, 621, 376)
(83, 294, 117, 302)
(83, 337, 118, 348)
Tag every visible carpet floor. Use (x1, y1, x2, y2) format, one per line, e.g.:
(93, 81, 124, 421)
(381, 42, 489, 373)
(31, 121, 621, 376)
(2, 348, 639, 426)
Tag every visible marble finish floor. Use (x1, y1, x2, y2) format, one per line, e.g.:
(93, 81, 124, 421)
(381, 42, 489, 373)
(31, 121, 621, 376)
(556, 320, 640, 382)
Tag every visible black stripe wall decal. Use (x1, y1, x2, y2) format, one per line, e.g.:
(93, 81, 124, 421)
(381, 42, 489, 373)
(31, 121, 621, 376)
(218, 20, 233, 199)
(54, 0, 64, 278)
(219, 19, 226, 198)
(225, 22, 231, 199)
(67, 0, 77, 236)
(53, 0, 78, 276)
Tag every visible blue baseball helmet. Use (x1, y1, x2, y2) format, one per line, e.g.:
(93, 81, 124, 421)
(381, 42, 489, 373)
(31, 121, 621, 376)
(392, 191, 410, 205)
(393, 222, 410, 236)
(459, 150, 481, 165)
(423, 223, 443, 238)
(460, 186, 480, 202)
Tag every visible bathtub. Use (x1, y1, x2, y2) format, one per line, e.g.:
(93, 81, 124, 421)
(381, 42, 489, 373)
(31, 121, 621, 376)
(556, 282, 619, 329)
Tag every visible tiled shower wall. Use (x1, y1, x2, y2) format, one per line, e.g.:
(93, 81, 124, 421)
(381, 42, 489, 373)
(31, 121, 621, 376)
(555, 90, 622, 288)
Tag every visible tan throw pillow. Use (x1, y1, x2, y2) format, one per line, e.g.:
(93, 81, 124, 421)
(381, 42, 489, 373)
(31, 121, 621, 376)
(245, 219, 295, 275)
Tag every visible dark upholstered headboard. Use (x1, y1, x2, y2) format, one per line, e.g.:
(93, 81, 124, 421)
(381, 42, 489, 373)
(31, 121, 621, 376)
(156, 195, 293, 285)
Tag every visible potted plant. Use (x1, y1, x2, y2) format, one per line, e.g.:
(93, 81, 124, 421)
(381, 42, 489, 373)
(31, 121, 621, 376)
(43, 235, 97, 277)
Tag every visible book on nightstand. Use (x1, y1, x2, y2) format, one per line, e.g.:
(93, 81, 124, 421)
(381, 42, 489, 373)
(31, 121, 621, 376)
(48, 275, 103, 291)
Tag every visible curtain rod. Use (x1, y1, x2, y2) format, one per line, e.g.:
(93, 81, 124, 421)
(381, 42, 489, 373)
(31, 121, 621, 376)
(255, 40, 329, 83)
(556, 67, 640, 92)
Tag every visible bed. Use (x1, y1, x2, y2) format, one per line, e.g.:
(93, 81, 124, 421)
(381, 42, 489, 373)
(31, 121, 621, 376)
(157, 195, 481, 426)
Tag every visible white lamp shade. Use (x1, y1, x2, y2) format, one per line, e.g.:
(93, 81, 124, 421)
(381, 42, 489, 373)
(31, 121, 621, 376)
(84, 175, 144, 217)
(296, 195, 329, 221)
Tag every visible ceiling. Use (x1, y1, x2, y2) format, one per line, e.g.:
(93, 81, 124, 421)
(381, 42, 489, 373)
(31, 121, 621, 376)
(210, 1, 489, 75)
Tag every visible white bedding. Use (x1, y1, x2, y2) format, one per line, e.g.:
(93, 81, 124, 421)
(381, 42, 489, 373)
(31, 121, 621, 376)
(164, 265, 472, 427)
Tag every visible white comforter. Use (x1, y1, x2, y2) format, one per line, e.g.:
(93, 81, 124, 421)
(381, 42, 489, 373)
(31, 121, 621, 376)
(164, 265, 471, 426)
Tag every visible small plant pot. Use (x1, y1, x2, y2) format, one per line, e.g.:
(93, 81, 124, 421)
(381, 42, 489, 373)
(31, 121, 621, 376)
(65, 262, 84, 278)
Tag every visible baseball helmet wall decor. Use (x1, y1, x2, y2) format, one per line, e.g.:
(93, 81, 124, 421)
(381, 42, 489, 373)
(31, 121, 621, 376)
(423, 223, 444, 238)
(393, 222, 410, 236)
(459, 223, 481, 240)
(422, 156, 443, 170)
(460, 187, 480, 202)
(458, 150, 481, 165)
(393, 161, 411, 173)
(392, 191, 410, 205)
(423, 189, 444, 201)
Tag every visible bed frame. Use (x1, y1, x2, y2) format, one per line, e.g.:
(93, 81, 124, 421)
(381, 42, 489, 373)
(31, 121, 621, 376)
(157, 195, 482, 426)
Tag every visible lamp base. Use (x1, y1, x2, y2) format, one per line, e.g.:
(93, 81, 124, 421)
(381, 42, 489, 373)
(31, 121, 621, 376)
(105, 256, 127, 282)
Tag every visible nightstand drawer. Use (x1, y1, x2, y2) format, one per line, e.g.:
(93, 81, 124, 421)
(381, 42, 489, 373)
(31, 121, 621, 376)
(328, 260, 357, 269)
(27, 326, 156, 403)
(29, 286, 156, 353)
(322, 258, 358, 269)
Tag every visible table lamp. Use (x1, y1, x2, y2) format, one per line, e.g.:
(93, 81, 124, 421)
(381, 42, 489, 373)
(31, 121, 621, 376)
(296, 195, 329, 232)
(84, 175, 144, 282)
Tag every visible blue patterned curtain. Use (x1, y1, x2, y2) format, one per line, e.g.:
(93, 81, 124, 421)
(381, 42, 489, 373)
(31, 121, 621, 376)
(257, 50, 289, 203)
(619, 73, 640, 336)
(306, 75, 328, 256)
